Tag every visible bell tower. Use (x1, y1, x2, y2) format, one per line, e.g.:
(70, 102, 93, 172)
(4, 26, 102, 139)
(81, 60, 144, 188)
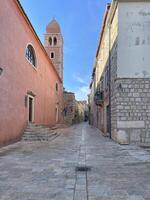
(44, 19, 63, 81)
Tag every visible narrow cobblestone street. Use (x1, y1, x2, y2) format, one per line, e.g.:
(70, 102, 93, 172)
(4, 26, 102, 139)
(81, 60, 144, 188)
(0, 123, 150, 200)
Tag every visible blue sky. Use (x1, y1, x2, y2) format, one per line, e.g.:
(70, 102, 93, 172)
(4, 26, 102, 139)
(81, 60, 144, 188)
(20, 0, 110, 100)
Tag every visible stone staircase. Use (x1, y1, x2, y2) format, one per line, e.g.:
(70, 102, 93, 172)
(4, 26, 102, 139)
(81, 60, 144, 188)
(22, 123, 59, 141)
(51, 123, 69, 130)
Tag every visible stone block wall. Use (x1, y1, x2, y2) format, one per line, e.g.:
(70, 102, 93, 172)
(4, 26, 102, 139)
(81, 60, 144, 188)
(74, 101, 88, 123)
(111, 78, 150, 144)
(63, 91, 76, 125)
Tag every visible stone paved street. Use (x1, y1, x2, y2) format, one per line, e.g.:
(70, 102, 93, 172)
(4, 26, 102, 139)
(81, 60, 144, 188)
(0, 123, 150, 200)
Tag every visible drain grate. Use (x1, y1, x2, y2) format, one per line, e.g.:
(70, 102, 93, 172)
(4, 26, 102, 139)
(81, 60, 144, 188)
(75, 166, 91, 172)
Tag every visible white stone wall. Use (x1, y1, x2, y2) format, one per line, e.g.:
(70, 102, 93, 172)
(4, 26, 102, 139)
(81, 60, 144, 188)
(110, 2, 150, 145)
(112, 78, 150, 144)
(118, 2, 150, 78)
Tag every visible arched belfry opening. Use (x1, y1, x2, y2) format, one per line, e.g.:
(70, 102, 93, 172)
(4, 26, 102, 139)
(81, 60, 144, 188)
(54, 37, 57, 46)
(49, 37, 52, 46)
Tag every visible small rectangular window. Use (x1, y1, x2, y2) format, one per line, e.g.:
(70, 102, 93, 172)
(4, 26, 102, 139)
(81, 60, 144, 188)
(50, 52, 55, 59)
(56, 83, 58, 91)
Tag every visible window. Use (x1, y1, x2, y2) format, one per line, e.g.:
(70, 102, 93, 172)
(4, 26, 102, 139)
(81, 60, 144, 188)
(49, 37, 52, 46)
(56, 83, 58, 91)
(0, 67, 3, 76)
(50, 52, 55, 59)
(25, 44, 36, 66)
(54, 37, 57, 46)
(101, 78, 104, 91)
(104, 69, 109, 89)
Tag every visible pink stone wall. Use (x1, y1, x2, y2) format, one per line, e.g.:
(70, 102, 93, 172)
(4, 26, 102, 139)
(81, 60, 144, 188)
(0, 0, 63, 145)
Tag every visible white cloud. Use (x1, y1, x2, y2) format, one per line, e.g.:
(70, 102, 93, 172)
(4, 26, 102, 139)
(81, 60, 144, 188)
(73, 74, 86, 84)
(73, 74, 91, 85)
(71, 74, 90, 100)
(75, 86, 89, 101)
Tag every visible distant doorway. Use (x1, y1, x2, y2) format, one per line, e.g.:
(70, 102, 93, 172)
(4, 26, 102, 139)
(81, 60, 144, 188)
(28, 95, 34, 123)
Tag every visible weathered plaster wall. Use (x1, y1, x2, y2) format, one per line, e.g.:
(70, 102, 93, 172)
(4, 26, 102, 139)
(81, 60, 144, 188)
(97, 28, 109, 86)
(91, 6, 119, 134)
(90, 81, 97, 127)
(110, 40, 118, 140)
(110, 6, 118, 139)
(118, 2, 150, 78)
(0, 0, 63, 145)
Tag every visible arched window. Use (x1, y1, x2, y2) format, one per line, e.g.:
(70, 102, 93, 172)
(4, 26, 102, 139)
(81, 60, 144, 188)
(49, 37, 52, 46)
(25, 44, 36, 66)
(54, 37, 57, 46)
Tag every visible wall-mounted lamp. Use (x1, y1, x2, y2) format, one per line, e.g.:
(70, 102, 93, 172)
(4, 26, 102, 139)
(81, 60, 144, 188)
(0, 68, 3, 76)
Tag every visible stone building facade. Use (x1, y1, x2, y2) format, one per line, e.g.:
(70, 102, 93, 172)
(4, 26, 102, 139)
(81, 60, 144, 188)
(63, 92, 88, 125)
(74, 101, 88, 123)
(63, 91, 76, 125)
(89, 3, 111, 135)
(89, 0, 150, 145)
(0, 0, 63, 146)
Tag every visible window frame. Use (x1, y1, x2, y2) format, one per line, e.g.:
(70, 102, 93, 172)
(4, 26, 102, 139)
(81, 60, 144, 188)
(25, 43, 37, 68)
(50, 51, 55, 59)
(56, 83, 58, 92)
(49, 37, 53, 46)
(53, 37, 57, 46)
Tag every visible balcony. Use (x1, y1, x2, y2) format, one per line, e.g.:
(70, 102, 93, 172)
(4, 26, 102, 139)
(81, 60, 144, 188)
(94, 90, 104, 106)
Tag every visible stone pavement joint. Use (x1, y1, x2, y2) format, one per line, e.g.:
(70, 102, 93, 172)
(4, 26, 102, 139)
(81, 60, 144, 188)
(74, 125, 89, 200)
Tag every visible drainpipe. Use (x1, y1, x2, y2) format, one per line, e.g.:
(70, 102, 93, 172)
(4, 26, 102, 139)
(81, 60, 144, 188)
(108, 24, 112, 139)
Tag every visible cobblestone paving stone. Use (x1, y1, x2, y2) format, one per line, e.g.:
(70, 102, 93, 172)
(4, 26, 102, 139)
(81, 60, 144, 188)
(0, 123, 150, 200)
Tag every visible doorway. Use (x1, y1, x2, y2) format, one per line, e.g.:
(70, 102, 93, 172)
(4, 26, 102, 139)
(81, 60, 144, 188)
(106, 105, 110, 134)
(28, 95, 34, 123)
(56, 106, 59, 123)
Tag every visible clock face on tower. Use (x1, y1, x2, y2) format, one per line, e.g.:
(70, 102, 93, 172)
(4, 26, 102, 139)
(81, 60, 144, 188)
(44, 19, 63, 81)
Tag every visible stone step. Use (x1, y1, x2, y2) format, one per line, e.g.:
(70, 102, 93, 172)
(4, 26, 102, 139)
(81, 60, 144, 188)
(24, 131, 52, 134)
(22, 123, 59, 142)
(23, 131, 57, 135)
(27, 124, 50, 129)
(24, 131, 53, 134)
(22, 134, 55, 138)
(23, 135, 57, 139)
(141, 137, 150, 143)
(23, 134, 56, 137)
(51, 123, 68, 130)
(140, 143, 150, 148)
(25, 128, 51, 131)
(22, 133, 58, 141)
